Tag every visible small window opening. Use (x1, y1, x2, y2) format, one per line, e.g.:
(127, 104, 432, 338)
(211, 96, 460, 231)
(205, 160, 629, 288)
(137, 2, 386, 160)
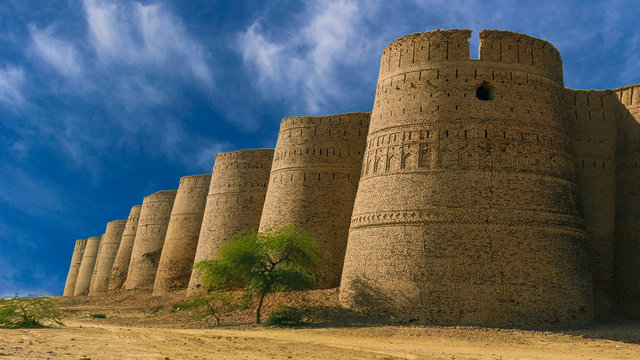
(476, 82, 494, 101)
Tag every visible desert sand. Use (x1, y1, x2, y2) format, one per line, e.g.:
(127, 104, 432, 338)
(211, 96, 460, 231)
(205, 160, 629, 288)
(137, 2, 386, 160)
(1, 289, 640, 359)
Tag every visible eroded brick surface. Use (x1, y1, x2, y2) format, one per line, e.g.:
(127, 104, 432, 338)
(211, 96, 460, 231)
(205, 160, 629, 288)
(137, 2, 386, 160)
(187, 149, 273, 296)
(154, 174, 211, 294)
(259, 113, 370, 287)
(124, 190, 177, 291)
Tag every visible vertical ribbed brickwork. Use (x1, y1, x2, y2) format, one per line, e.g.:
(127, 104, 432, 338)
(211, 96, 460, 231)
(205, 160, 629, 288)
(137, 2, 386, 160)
(567, 89, 618, 316)
(63, 239, 87, 296)
(259, 113, 370, 287)
(614, 84, 640, 319)
(187, 149, 273, 296)
(73, 236, 101, 296)
(340, 29, 593, 328)
(108, 205, 142, 291)
(153, 174, 211, 294)
(124, 190, 177, 291)
(89, 220, 127, 295)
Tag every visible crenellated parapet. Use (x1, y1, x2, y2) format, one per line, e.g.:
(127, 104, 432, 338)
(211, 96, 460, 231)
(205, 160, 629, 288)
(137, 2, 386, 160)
(479, 30, 563, 83)
(379, 29, 471, 80)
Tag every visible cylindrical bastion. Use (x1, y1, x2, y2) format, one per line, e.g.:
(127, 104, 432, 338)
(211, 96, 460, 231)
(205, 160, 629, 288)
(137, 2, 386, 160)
(187, 149, 274, 296)
(339, 29, 593, 327)
(259, 113, 370, 287)
(153, 174, 211, 295)
(124, 190, 177, 291)
(63, 239, 87, 296)
(89, 220, 126, 295)
(108, 205, 142, 291)
(73, 236, 102, 296)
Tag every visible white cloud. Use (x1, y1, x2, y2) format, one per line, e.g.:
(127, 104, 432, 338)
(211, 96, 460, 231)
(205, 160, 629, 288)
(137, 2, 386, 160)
(83, 0, 213, 89)
(0, 65, 26, 109)
(29, 25, 83, 78)
(238, 0, 376, 113)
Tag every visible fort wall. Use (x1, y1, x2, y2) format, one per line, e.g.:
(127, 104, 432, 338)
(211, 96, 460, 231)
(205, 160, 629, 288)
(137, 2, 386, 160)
(63, 239, 87, 296)
(340, 29, 593, 327)
(614, 83, 640, 319)
(187, 149, 273, 296)
(259, 113, 370, 287)
(89, 220, 126, 295)
(108, 205, 142, 291)
(153, 174, 211, 295)
(567, 89, 618, 315)
(73, 236, 101, 296)
(124, 190, 177, 291)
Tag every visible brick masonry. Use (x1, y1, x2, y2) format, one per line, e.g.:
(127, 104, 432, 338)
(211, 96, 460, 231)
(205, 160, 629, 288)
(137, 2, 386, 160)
(108, 205, 142, 291)
(154, 174, 211, 295)
(187, 149, 273, 296)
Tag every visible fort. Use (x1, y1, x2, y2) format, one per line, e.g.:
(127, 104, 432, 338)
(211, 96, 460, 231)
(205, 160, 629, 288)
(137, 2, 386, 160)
(108, 205, 141, 291)
(124, 190, 177, 290)
(188, 149, 274, 295)
(259, 113, 370, 287)
(89, 220, 126, 295)
(63, 29, 640, 327)
(154, 174, 211, 295)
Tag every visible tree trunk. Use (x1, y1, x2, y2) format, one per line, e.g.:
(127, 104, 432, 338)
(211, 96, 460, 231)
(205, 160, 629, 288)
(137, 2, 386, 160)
(256, 291, 266, 324)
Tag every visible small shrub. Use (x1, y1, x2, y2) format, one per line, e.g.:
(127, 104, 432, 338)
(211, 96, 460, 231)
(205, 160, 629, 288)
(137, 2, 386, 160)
(172, 292, 251, 326)
(88, 313, 107, 319)
(0, 297, 64, 329)
(264, 305, 309, 327)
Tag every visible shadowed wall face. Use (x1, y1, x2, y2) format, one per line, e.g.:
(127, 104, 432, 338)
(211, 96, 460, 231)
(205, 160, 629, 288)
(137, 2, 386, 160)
(89, 220, 127, 295)
(153, 174, 211, 295)
(108, 205, 142, 291)
(568, 90, 618, 316)
(187, 149, 274, 296)
(73, 236, 102, 296)
(259, 113, 370, 287)
(340, 29, 593, 328)
(614, 84, 640, 319)
(63, 239, 87, 296)
(124, 190, 177, 291)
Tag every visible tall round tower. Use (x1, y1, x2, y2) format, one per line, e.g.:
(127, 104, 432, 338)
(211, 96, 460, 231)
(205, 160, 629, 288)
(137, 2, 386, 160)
(89, 220, 127, 295)
(73, 236, 102, 296)
(613, 83, 640, 319)
(124, 190, 177, 291)
(153, 174, 211, 295)
(63, 239, 87, 296)
(187, 149, 274, 296)
(259, 113, 370, 287)
(339, 29, 593, 327)
(108, 205, 142, 291)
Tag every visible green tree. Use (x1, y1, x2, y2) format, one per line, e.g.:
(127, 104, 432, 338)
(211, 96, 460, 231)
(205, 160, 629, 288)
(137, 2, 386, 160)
(193, 225, 323, 324)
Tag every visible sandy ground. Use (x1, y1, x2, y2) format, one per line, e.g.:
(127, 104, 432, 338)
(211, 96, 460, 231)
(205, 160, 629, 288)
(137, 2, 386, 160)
(1, 290, 640, 359)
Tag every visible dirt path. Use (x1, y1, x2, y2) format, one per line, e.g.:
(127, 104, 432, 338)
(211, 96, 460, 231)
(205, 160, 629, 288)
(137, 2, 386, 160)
(2, 320, 640, 359)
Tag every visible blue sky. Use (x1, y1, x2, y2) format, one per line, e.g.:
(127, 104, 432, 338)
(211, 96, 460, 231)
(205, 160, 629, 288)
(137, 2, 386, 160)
(1, 0, 638, 297)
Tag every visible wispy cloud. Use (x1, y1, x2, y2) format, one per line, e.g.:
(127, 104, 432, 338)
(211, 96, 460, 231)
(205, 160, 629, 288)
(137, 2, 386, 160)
(83, 0, 213, 89)
(238, 0, 379, 113)
(0, 65, 26, 110)
(29, 25, 84, 78)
